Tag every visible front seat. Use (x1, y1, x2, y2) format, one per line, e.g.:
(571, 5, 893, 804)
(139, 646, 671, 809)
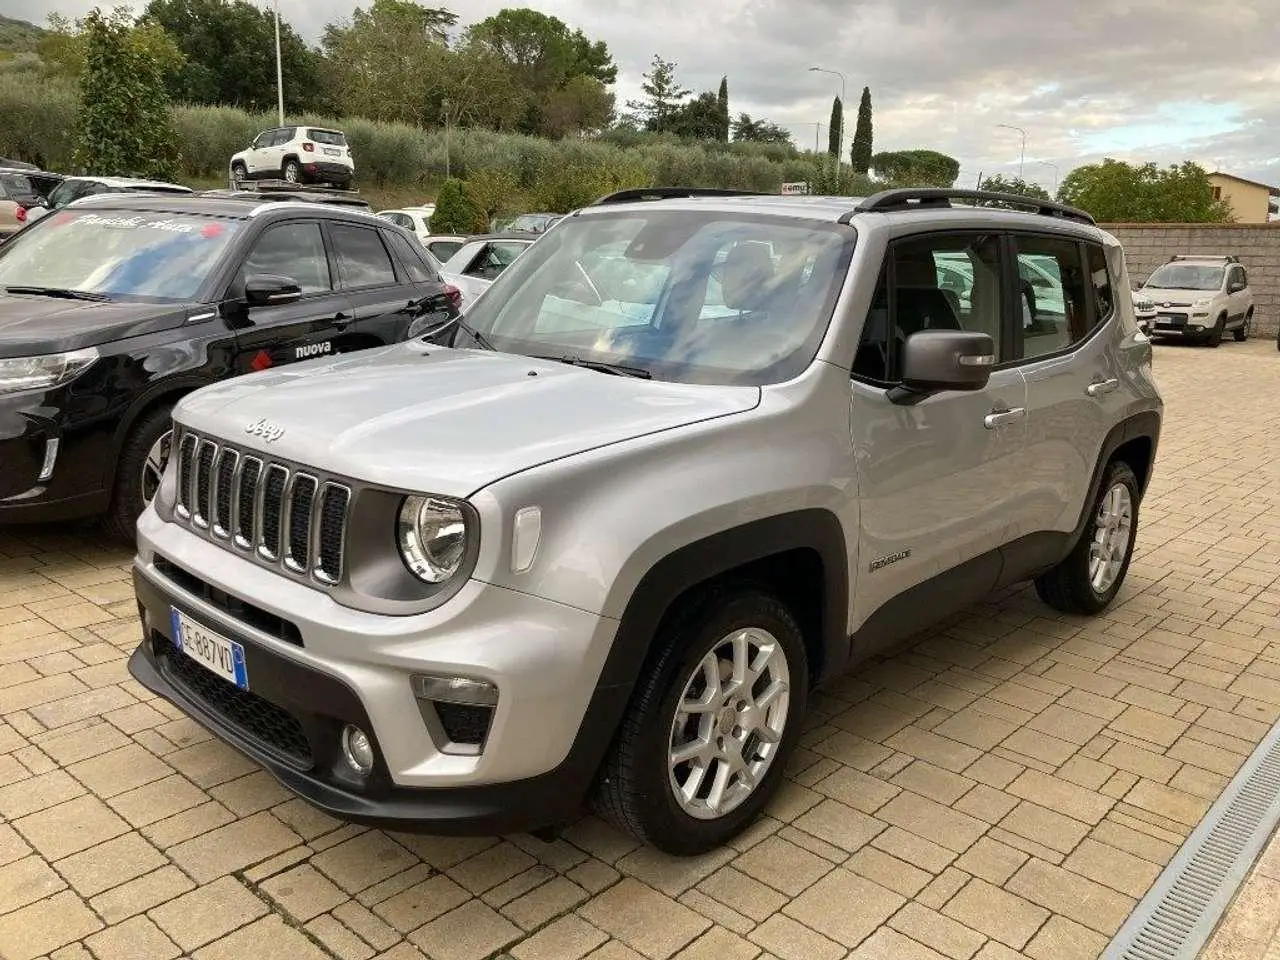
(720, 241, 776, 315)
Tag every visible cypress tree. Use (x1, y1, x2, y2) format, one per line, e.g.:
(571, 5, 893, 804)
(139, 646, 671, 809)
(716, 76, 730, 142)
(827, 96, 842, 157)
(850, 86, 873, 174)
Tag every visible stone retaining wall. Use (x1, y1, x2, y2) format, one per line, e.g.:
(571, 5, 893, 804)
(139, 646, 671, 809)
(1101, 223, 1280, 337)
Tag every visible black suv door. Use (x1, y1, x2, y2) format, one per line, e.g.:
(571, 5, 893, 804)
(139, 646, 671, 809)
(226, 218, 356, 375)
(329, 221, 444, 342)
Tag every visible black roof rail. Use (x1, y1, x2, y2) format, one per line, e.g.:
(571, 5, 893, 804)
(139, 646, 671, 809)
(847, 188, 1096, 225)
(226, 176, 361, 197)
(593, 187, 761, 205)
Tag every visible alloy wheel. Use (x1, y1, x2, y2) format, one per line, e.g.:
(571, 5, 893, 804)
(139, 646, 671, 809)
(667, 627, 791, 820)
(1089, 481, 1133, 594)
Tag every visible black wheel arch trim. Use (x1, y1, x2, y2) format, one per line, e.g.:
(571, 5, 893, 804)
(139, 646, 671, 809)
(1071, 409, 1161, 544)
(106, 377, 215, 484)
(552, 508, 850, 822)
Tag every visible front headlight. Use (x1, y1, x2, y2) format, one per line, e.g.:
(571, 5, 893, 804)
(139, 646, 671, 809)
(1193, 298, 1213, 309)
(0, 347, 98, 395)
(397, 495, 469, 583)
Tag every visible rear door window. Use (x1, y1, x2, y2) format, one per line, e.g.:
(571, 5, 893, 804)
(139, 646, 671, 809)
(330, 223, 398, 289)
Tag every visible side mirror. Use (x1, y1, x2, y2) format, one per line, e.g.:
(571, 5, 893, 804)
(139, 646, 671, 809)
(244, 274, 302, 306)
(889, 330, 995, 405)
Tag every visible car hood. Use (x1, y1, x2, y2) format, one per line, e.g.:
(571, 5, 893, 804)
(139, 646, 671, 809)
(174, 341, 761, 497)
(1140, 286, 1217, 304)
(0, 294, 190, 356)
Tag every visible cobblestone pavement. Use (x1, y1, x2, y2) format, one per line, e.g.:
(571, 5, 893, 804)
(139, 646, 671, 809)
(1, 338, 1278, 960)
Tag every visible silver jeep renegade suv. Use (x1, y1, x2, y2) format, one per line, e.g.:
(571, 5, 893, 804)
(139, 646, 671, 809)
(128, 187, 1163, 855)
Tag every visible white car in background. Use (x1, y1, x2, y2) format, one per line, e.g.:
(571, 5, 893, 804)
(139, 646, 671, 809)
(230, 126, 355, 188)
(376, 205, 435, 244)
(438, 232, 537, 308)
(422, 235, 468, 269)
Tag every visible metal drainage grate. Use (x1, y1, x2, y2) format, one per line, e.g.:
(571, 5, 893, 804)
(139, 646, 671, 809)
(1102, 719, 1280, 960)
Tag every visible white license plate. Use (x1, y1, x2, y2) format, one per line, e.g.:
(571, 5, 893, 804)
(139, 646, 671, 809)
(323, 147, 340, 156)
(171, 608, 248, 690)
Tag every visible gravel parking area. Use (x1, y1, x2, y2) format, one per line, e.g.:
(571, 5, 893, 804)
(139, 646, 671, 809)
(1, 338, 1277, 960)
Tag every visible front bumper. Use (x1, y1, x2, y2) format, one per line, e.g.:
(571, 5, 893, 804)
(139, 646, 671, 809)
(0, 389, 111, 522)
(128, 507, 627, 833)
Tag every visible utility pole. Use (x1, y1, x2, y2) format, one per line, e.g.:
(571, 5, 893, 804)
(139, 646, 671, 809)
(997, 124, 1026, 179)
(810, 66, 846, 187)
(442, 99, 451, 180)
(1039, 160, 1059, 194)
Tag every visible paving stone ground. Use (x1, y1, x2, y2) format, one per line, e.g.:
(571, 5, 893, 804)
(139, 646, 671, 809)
(1, 337, 1278, 960)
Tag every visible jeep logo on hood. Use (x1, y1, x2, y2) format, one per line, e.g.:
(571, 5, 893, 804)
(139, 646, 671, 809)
(245, 417, 285, 442)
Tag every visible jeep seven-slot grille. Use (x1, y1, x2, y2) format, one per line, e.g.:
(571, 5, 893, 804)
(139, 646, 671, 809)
(174, 429, 349, 587)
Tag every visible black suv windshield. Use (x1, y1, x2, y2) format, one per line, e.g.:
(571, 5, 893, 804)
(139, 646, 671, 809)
(461, 211, 853, 386)
(0, 210, 242, 301)
(1146, 263, 1224, 291)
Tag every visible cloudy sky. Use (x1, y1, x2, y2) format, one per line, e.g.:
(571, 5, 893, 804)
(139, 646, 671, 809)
(6, 0, 1278, 191)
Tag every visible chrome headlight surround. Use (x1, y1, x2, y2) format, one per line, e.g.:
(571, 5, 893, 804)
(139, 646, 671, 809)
(397, 495, 470, 584)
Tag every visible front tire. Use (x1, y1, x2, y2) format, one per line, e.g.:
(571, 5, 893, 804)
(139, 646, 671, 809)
(1035, 460, 1140, 615)
(593, 588, 808, 855)
(1208, 315, 1225, 347)
(231, 161, 248, 184)
(103, 406, 174, 544)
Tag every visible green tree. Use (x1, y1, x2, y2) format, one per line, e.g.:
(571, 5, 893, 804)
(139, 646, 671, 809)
(669, 91, 723, 141)
(850, 86, 872, 174)
(35, 13, 86, 78)
(732, 113, 793, 147)
(626, 54, 689, 133)
(872, 148, 958, 186)
(146, 0, 322, 112)
(716, 76, 729, 142)
(977, 173, 1051, 200)
(430, 177, 485, 233)
(321, 0, 457, 125)
(1057, 158, 1231, 222)
(827, 95, 842, 158)
(466, 8, 616, 136)
(73, 7, 183, 179)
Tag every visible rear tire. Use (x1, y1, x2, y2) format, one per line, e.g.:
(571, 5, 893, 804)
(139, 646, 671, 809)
(593, 587, 808, 856)
(1234, 311, 1251, 341)
(282, 159, 301, 183)
(1035, 460, 1140, 615)
(102, 405, 174, 545)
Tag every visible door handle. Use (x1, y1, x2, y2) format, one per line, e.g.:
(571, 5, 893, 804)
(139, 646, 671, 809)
(1086, 378, 1119, 397)
(333, 312, 352, 330)
(983, 407, 1026, 429)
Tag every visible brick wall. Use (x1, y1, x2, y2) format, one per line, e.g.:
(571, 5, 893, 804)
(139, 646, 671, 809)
(1100, 223, 1280, 337)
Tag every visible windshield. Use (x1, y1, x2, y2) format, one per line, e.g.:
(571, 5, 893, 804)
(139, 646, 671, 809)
(309, 129, 346, 145)
(511, 214, 558, 232)
(0, 210, 241, 301)
(460, 211, 853, 385)
(1145, 263, 1224, 291)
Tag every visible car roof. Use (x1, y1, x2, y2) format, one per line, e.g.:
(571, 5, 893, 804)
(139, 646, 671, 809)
(462, 231, 540, 243)
(574, 188, 1105, 239)
(61, 192, 388, 225)
(62, 175, 192, 190)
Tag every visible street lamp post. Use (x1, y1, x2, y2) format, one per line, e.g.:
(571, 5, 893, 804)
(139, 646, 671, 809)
(997, 124, 1026, 180)
(809, 66, 846, 187)
(442, 99, 451, 180)
(1039, 160, 1059, 194)
(272, 0, 284, 125)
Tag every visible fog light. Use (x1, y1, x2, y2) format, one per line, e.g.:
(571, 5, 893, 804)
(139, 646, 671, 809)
(341, 724, 374, 776)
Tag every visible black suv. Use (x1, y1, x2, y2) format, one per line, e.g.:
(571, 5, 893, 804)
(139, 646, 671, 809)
(0, 190, 462, 540)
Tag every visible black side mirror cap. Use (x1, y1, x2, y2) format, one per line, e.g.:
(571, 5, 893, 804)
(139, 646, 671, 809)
(244, 273, 302, 307)
(889, 330, 996, 405)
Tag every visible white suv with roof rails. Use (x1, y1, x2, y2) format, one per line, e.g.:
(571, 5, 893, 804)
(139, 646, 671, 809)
(230, 126, 355, 189)
(1140, 254, 1254, 346)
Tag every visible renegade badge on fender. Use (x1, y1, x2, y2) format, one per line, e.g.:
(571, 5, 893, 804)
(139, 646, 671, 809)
(0, 189, 461, 540)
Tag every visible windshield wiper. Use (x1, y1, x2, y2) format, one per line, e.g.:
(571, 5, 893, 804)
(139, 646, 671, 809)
(4, 285, 112, 302)
(421, 313, 496, 350)
(534, 354, 652, 379)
